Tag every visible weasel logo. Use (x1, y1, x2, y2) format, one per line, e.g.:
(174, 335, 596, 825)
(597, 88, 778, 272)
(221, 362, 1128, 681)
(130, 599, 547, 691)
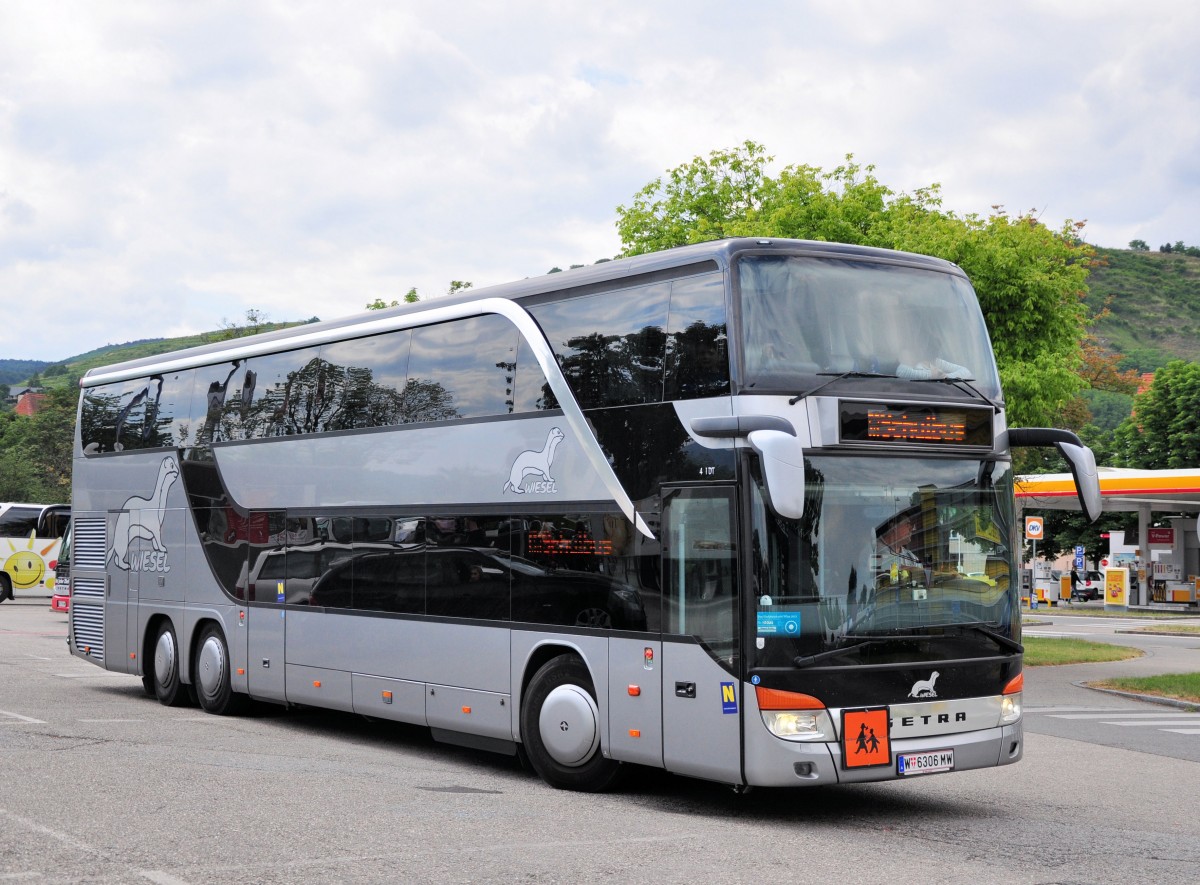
(908, 671, 940, 698)
(503, 427, 564, 495)
(108, 456, 179, 571)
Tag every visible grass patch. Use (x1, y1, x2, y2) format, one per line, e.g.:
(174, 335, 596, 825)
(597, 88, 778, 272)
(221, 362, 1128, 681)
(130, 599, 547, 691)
(1021, 636, 1142, 666)
(1092, 674, 1200, 705)
(1120, 625, 1200, 635)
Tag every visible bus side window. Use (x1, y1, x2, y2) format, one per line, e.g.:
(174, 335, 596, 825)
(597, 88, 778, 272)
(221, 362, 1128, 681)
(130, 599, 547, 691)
(527, 281, 671, 410)
(664, 272, 729, 400)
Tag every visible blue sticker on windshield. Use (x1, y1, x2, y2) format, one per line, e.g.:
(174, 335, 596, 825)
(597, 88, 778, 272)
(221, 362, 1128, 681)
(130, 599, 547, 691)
(757, 611, 801, 635)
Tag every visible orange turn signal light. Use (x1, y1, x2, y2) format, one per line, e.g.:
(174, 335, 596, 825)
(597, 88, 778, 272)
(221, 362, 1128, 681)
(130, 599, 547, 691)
(1003, 673, 1024, 695)
(755, 686, 826, 711)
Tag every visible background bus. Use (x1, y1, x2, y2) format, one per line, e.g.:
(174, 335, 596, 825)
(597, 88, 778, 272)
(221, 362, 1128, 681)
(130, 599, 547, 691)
(65, 238, 1098, 790)
(0, 502, 70, 602)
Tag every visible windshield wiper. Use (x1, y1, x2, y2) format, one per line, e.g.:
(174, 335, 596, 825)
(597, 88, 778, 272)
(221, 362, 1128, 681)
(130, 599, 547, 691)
(792, 639, 884, 668)
(949, 622, 1024, 654)
(789, 371, 900, 405)
(910, 376, 1002, 413)
(791, 632, 938, 668)
(791, 623, 1021, 668)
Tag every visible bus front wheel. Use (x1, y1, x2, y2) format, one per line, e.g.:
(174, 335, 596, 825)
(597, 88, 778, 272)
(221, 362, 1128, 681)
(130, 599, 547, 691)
(194, 624, 247, 716)
(149, 621, 189, 707)
(520, 655, 621, 792)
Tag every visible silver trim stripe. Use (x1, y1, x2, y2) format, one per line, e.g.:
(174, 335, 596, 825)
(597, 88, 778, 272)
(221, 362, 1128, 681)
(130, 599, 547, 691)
(80, 299, 655, 539)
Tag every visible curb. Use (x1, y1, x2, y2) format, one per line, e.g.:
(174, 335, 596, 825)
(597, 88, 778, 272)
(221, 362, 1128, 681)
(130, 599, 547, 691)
(1077, 682, 1200, 712)
(1113, 629, 1200, 638)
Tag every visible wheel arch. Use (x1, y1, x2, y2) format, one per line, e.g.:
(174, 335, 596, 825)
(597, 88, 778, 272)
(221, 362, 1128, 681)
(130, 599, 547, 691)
(517, 640, 598, 744)
(140, 612, 172, 680)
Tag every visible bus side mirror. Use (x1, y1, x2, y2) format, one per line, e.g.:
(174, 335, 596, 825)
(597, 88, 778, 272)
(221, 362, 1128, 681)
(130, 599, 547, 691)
(1007, 428, 1102, 523)
(1057, 441, 1102, 523)
(748, 429, 805, 520)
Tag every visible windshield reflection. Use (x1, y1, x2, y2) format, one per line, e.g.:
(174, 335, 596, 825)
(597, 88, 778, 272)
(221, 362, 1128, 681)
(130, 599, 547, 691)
(738, 255, 1001, 399)
(750, 456, 1017, 668)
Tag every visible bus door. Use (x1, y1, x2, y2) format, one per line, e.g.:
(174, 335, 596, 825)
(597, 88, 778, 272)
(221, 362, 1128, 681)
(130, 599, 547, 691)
(660, 485, 743, 784)
(243, 511, 287, 703)
(106, 510, 141, 675)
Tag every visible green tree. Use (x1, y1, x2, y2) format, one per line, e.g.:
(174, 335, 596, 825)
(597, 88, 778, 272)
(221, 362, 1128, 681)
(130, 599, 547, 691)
(616, 142, 1094, 427)
(366, 287, 422, 310)
(1113, 360, 1200, 468)
(1128, 239, 1149, 251)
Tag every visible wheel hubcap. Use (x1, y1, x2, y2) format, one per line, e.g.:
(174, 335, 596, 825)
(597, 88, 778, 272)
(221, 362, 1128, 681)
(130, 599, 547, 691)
(197, 635, 225, 698)
(153, 631, 175, 687)
(539, 684, 600, 767)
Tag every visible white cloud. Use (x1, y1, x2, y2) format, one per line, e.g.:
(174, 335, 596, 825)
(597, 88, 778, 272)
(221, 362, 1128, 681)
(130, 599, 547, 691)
(1, 0, 1198, 359)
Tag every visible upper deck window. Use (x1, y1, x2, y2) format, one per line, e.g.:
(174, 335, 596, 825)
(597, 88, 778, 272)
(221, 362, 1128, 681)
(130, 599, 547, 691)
(737, 255, 1000, 399)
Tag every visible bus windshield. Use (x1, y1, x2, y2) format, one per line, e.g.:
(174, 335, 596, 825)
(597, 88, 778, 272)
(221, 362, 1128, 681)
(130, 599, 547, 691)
(749, 455, 1016, 668)
(738, 254, 1001, 399)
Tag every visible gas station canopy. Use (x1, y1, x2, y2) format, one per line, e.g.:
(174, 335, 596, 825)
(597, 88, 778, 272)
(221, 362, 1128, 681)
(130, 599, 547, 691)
(1016, 467, 1200, 606)
(1015, 467, 1200, 513)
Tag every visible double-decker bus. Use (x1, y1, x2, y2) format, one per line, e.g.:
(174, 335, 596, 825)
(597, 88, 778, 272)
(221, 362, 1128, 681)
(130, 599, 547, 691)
(1, 502, 70, 602)
(66, 238, 1099, 790)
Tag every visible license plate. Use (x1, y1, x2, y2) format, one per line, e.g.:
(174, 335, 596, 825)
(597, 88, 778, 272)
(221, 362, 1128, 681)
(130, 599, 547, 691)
(897, 749, 954, 776)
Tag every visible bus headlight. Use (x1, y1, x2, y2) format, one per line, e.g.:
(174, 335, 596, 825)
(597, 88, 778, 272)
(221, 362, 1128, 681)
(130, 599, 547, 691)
(1000, 673, 1023, 724)
(761, 709, 835, 741)
(1000, 693, 1022, 724)
(755, 686, 834, 741)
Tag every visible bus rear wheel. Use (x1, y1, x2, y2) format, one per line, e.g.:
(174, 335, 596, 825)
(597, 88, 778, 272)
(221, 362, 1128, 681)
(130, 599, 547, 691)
(520, 655, 621, 792)
(149, 621, 189, 707)
(194, 624, 247, 716)
(0, 574, 12, 602)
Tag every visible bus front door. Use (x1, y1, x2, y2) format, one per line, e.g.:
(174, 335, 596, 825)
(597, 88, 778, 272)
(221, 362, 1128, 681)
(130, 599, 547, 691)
(660, 486, 743, 784)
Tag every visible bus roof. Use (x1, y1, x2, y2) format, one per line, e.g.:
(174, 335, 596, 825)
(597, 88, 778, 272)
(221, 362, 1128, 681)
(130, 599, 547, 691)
(82, 237, 964, 385)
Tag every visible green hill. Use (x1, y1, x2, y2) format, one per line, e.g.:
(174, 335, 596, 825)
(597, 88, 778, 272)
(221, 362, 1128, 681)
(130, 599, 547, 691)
(10, 321, 316, 394)
(1085, 247, 1200, 371)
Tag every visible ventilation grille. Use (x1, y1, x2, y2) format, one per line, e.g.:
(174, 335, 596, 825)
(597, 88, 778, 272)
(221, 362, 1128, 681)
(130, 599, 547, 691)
(72, 577, 105, 601)
(71, 602, 105, 660)
(74, 518, 108, 570)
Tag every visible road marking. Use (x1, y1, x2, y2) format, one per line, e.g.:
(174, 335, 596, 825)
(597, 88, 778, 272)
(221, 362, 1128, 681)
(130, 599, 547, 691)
(79, 719, 145, 723)
(1047, 712, 1200, 719)
(0, 809, 102, 855)
(1162, 729, 1200, 735)
(140, 871, 192, 885)
(0, 709, 46, 724)
(1103, 719, 1200, 727)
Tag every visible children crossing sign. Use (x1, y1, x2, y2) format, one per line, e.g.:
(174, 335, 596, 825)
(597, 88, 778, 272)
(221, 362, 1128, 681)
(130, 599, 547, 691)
(1025, 516, 1044, 540)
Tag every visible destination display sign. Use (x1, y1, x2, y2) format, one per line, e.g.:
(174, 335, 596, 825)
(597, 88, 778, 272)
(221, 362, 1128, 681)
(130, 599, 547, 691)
(839, 402, 993, 447)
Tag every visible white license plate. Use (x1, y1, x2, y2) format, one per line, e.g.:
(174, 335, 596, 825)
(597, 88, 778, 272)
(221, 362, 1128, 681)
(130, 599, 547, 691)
(897, 749, 954, 776)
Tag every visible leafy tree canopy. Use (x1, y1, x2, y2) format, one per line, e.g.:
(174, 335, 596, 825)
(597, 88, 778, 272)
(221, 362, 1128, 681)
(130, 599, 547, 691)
(615, 141, 1095, 427)
(1113, 360, 1200, 468)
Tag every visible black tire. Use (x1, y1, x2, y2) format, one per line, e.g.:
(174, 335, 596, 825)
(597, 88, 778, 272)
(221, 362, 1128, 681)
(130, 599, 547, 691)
(520, 655, 621, 792)
(148, 621, 189, 707)
(0, 574, 12, 603)
(194, 624, 247, 716)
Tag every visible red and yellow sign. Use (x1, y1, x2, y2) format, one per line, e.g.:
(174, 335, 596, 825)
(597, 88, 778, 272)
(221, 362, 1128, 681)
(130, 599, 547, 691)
(842, 708, 891, 769)
(1104, 567, 1129, 607)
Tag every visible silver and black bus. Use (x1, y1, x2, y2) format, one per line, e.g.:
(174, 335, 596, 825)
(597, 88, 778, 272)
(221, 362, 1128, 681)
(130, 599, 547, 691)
(67, 238, 1099, 790)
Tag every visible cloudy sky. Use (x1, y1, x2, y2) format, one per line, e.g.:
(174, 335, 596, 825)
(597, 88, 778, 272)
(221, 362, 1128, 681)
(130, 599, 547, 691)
(3, 1, 1198, 361)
